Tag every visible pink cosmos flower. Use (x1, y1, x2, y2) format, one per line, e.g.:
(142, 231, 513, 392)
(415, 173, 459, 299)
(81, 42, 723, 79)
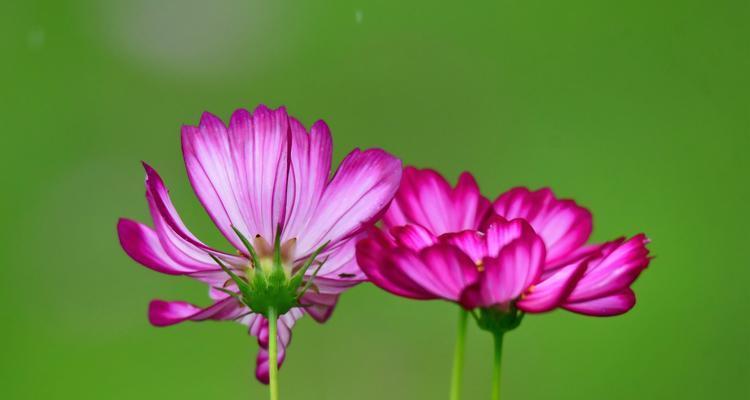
(118, 105, 402, 383)
(357, 167, 651, 317)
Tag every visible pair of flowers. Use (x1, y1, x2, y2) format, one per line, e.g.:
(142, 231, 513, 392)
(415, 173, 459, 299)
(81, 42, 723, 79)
(118, 105, 650, 400)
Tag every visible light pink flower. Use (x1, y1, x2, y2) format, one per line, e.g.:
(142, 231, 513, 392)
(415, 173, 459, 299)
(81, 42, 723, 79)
(118, 105, 402, 382)
(357, 167, 650, 317)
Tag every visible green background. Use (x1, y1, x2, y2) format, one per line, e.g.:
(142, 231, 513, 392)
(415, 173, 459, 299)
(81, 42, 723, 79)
(2, 1, 748, 399)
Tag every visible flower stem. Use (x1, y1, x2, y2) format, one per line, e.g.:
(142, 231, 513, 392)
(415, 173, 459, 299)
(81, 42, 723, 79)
(450, 309, 468, 400)
(268, 307, 280, 400)
(491, 332, 504, 400)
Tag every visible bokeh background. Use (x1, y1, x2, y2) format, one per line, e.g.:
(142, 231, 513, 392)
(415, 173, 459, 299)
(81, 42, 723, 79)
(2, 1, 748, 399)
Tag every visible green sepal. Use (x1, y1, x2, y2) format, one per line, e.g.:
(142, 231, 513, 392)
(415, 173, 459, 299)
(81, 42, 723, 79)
(475, 305, 525, 335)
(231, 225, 260, 268)
(297, 256, 329, 298)
(290, 241, 330, 289)
(212, 286, 242, 300)
(273, 224, 283, 270)
(209, 254, 252, 299)
(243, 266, 300, 317)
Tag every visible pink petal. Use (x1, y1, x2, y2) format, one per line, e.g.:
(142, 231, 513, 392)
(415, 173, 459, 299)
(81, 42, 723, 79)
(384, 168, 491, 235)
(391, 224, 438, 251)
(484, 216, 526, 257)
(299, 291, 339, 323)
(516, 258, 587, 313)
(388, 244, 479, 301)
(148, 297, 245, 327)
(439, 230, 487, 264)
(566, 235, 650, 302)
(293, 148, 402, 255)
(493, 187, 592, 268)
(461, 226, 545, 308)
(563, 289, 636, 316)
(252, 308, 304, 384)
(117, 218, 199, 275)
(307, 236, 367, 295)
(182, 106, 290, 248)
(356, 230, 438, 300)
(281, 119, 333, 243)
(143, 163, 243, 262)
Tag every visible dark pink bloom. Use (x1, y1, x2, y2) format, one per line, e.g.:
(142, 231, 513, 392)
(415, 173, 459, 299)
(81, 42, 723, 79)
(118, 105, 402, 382)
(357, 167, 650, 317)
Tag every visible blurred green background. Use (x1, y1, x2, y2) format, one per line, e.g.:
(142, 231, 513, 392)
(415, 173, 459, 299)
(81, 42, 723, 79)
(2, 0, 748, 399)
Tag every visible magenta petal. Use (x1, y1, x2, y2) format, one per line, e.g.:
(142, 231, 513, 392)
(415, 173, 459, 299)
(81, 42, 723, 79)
(388, 244, 479, 301)
(470, 228, 546, 307)
(294, 148, 402, 255)
(567, 235, 650, 302)
(305, 236, 367, 294)
(299, 292, 339, 323)
(563, 288, 636, 316)
(484, 217, 526, 257)
(457, 282, 484, 309)
(356, 230, 437, 300)
(252, 309, 304, 384)
(117, 218, 198, 275)
(384, 168, 491, 235)
(493, 187, 593, 268)
(282, 119, 333, 242)
(143, 163, 242, 262)
(439, 230, 487, 263)
(148, 297, 244, 327)
(391, 224, 438, 251)
(182, 106, 290, 248)
(516, 258, 587, 313)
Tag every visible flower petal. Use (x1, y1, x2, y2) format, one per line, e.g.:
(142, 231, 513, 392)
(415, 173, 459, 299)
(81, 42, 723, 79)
(252, 308, 304, 384)
(391, 224, 438, 251)
(143, 163, 243, 263)
(294, 148, 402, 255)
(182, 106, 291, 248)
(117, 218, 198, 275)
(281, 119, 332, 243)
(566, 235, 650, 302)
(516, 257, 587, 313)
(387, 244, 479, 301)
(563, 289, 636, 316)
(493, 187, 592, 268)
(299, 292, 339, 323)
(148, 297, 245, 327)
(356, 230, 438, 300)
(439, 230, 487, 264)
(484, 216, 527, 257)
(306, 236, 367, 295)
(461, 224, 545, 308)
(384, 168, 491, 234)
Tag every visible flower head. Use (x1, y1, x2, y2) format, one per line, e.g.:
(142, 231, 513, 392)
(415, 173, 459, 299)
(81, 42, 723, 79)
(118, 105, 402, 382)
(356, 167, 651, 332)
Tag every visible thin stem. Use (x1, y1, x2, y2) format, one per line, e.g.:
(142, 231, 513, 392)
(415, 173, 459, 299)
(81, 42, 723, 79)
(450, 308, 468, 400)
(491, 332, 504, 400)
(267, 307, 280, 400)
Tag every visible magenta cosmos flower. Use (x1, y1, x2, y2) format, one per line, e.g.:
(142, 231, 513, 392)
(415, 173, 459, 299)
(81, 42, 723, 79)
(355, 167, 651, 400)
(358, 167, 650, 316)
(117, 105, 402, 390)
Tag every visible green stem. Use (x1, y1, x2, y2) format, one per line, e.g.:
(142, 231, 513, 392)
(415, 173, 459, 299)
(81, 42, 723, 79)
(491, 332, 504, 400)
(450, 309, 468, 400)
(268, 307, 280, 400)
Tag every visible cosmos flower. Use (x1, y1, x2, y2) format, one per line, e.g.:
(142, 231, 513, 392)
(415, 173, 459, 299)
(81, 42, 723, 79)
(357, 166, 651, 317)
(118, 105, 402, 384)
(356, 167, 651, 400)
